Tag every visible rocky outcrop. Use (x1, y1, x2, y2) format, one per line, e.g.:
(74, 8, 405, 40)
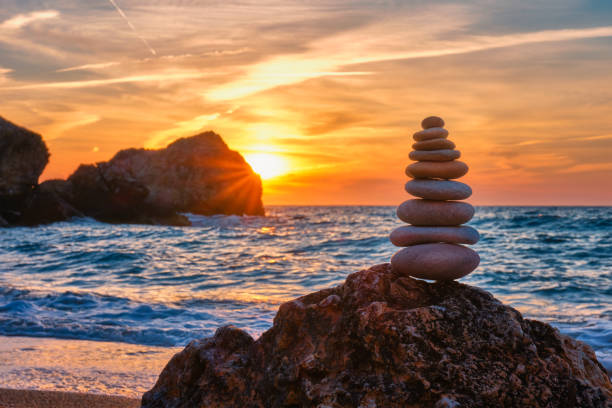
(0, 116, 49, 223)
(65, 132, 264, 224)
(17, 179, 83, 226)
(0, 116, 264, 226)
(142, 264, 612, 408)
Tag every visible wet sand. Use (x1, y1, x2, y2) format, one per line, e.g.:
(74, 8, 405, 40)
(0, 336, 179, 398)
(0, 388, 139, 408)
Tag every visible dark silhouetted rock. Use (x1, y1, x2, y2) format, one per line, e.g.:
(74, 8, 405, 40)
(0, 116, 264, 226)
(18, 180, 82, 226)
(64, 132, 263, 225)
(142, 264, 612, 408)
(0, 116, 49, 223)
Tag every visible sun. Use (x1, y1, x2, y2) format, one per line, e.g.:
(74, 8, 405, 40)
(244, 152, 290, 180)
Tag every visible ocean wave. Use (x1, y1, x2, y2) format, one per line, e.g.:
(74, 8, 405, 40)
(0, 285, 276, 346)
(0, 206, 610, 359)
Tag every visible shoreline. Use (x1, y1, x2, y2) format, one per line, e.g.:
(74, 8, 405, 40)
(0, 336, 179, 399)
(0, 388, 140, 408)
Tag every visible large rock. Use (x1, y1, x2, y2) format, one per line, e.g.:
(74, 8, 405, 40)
(0, 120, 265, 226)
(64, 132, 264, 225)
(141, 264, 611, 408)
(18, 180, 83, 226)
(0, 116, 49, 223)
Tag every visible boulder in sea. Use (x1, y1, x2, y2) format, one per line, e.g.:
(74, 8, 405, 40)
(18, 180, 83, 226)
(141, 264, 611, 408)
(0, 116, 265, 226)
(0, 116, 49, 223)
(64, 132, 264, 224)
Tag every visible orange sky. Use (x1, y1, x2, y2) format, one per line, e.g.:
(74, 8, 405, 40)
(1, 1, 611, 205)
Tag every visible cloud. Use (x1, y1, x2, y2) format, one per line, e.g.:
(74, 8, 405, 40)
(43, 111, 101, 141)
(145, 113, 221, 148)
(56, 62, 120, 73)
(205, 24, 612, 101)
(0, 70, 217, 90)
(0, 10, 59, 30)
(558, 163, 612, 174)
(0, 67, 12, 83)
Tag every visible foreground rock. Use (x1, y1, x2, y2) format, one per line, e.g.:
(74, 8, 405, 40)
(0, 116, 264, 226)
(142, 264, 611, 408)
(0, 116, 49, 223)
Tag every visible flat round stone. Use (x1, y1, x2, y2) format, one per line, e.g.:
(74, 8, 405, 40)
(405, 179, 472, 200)
(421, 116, 445, 129)
(390, 225, 479, 246)
(391, 243, 480, 280)
(412, 138, 455, 151)
(409, 149, 460, 162)
(397, 199, 474, 225)
(413, 127, 448, 142)
(406, 161, 468, 179)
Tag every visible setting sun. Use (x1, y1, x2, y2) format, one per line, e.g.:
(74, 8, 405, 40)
(244, 152, 290, 180)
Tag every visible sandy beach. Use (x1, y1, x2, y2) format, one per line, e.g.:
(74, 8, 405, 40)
(0, 388, 139, 408)
(0, 336, 179, 402)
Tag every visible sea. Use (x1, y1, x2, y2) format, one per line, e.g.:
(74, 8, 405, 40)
(0, 206, 610, 395)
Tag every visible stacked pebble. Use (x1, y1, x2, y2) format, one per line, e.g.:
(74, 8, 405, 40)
(390, 116, 480, 280)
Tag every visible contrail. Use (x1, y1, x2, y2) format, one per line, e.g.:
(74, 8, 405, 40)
(107, 0, 156, 56)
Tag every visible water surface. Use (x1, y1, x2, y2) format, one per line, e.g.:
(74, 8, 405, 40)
(0, 206, 610, 371)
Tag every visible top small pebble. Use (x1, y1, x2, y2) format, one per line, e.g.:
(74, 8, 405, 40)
(421, 116, 445, 129)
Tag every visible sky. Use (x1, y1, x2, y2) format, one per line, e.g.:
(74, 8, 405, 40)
(1, 0, 611, 205)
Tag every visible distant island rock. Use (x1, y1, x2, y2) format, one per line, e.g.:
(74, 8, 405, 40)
(0, 116, 264, 226)
(142, 263, 611, 408)
(0, 116, 50, 226)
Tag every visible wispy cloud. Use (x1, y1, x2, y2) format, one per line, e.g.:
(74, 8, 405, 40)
(0, 10, 59, 30)
(146, 113, 221, 148)
(42, 112, 101, 141)
(106, 0, 157, 56)
(558, 162, 612, 174)
(56, 62, 120, 73)
(351, 25, 612, 64)
(206, 25, 612, 101)
(0, 70, 215, 90)
(0, 67, 12, 83)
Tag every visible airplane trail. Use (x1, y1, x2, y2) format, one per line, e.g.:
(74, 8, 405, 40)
(107, 0, 157, 56)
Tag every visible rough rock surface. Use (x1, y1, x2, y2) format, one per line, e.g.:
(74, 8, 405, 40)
(0, 116, 49, 223)
(0, 118, 264, 226)
(141, 264, 612, 408)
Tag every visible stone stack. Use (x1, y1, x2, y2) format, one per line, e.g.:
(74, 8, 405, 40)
(390, 116, 480, 280)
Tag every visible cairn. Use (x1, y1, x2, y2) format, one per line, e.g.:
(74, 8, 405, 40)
(390, 116, 480, 280)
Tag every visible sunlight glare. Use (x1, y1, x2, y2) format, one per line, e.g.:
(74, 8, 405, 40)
(244, 152, 290, 180)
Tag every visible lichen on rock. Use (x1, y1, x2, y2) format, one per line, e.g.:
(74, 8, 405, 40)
(142, 264, 611, 408)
